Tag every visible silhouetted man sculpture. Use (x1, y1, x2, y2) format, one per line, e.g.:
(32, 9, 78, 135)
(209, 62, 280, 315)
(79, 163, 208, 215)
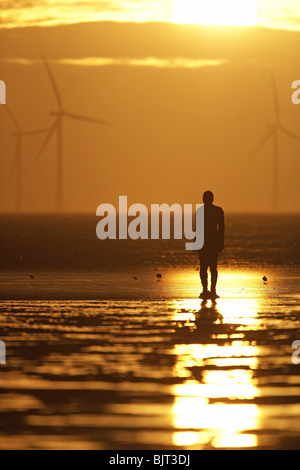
(198, 191, 224, 300)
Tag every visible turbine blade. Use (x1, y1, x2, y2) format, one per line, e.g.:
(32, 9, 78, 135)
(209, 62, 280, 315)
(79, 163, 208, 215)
(280, 125, 300, 143)
(270, 71, 280, 124)
(249, 129, 273, 158)
(10, 138, 20, 177)
(64, 112, 112, 125)
(36, 120, 58, 160)
(42, 56, 63, 111)
(22, 129, 49, 136)
(4, 105, 20, 132)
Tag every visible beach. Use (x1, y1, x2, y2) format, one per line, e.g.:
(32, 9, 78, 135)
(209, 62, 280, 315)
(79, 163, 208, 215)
(0, 214, 299, 449)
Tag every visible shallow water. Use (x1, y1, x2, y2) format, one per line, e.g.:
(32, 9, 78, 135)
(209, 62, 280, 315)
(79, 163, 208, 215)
(0, 214, 299, 449)
(0, 269, 300, 450)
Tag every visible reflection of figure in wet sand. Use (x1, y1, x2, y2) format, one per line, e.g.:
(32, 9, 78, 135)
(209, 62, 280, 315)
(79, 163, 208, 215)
(198, 191, 225, 300)
(174, 300, 224, 344)
(195, 299, 223, 326)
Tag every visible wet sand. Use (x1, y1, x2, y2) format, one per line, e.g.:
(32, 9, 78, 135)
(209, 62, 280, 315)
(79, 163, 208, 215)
(0, 268, 300, 450)
(0, 215, 299, 449)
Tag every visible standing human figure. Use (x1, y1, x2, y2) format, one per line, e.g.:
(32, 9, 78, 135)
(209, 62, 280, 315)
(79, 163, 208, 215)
(198, 191, 224, 300)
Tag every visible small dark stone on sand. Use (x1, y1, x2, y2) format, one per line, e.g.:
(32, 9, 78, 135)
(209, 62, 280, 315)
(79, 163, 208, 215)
(156, 273, 162, 279)
(263, 276, 268, 282)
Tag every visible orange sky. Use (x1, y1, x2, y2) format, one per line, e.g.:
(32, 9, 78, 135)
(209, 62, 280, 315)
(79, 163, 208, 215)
(1, 1, 300, 30)
(0, 2, 300, 212)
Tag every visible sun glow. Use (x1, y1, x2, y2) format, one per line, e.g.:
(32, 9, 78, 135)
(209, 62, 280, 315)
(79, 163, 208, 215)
(173, 0, 258, 26)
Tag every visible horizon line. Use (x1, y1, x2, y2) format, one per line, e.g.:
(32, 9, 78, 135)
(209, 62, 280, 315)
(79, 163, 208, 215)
(0, 20, 300, 33)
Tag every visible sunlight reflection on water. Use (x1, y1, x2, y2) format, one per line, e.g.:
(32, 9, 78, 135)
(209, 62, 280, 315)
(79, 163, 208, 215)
(0, 269, 299, 449)
(171, 276, 261, 448)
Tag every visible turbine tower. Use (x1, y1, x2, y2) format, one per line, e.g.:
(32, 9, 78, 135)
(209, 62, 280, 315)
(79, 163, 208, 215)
(4, 105, 47, 211)
(37, 56, 112, 211)
(250, 72, 300, 210)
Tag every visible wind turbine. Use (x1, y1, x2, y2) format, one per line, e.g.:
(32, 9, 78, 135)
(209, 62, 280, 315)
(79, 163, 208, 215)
(37, 56, 112, 211)
(4, 105, 47, 211)
(250, 72, 300, 210)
